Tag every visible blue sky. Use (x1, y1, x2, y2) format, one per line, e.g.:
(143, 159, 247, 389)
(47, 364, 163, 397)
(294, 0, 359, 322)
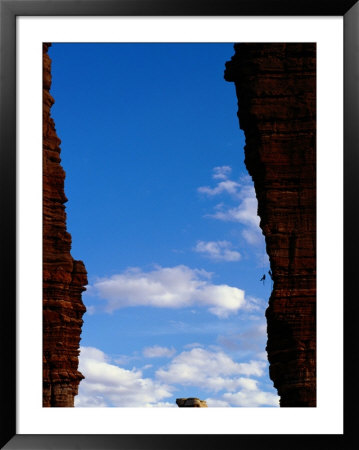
(49, 43, 279, 407)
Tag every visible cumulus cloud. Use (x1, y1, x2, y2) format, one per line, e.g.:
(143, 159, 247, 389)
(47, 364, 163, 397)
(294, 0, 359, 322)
(206, 384, 279, 407)
(156, 347, 266, 390)
(198, 180, 241, 196)
(75, 346, 279, 408)
(213, 165, 232, 180)
(91, 265, 247, 318)
(198, 168, 251, 201)
(198, 168, 264, 247)
(156, 346, 278, 406)
(205, 398, 230, 407)
(75, 347, 173, 407)
(194, 240, 241, 262)
(143, 345, 176, 358)
(210, 195, 260, 228)
(222, 389, 279, 407)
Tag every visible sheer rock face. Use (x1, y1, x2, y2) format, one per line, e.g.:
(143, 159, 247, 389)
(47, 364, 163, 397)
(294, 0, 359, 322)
(43, 43, 87, 407)
(176, 398, 208, 407)
(225, 44, 316, 407)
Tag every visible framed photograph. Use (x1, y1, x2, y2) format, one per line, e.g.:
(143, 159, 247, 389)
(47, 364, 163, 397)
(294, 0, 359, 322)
(1, 0, 357, 448)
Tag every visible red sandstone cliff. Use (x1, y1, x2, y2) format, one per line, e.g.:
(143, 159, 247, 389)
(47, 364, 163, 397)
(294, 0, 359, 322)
(43, 43, 87, 407)
(225, 43, 316, 407)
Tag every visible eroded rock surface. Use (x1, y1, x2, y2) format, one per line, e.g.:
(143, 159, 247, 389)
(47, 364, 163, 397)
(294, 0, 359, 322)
(176, 398, 208, 407)
(43, 43, 87, 407)
(225, 43, 316, 407)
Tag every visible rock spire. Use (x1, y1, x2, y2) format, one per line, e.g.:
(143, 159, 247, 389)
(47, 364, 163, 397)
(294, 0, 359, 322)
(43, 43, 87, 407)
(225, 43, 316, 406)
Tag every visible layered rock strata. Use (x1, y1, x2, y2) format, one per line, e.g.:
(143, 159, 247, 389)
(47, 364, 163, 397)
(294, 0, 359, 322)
(176, 398, 208, 407)
(225, 44, 316, 407)
(43, 43, 87, 407)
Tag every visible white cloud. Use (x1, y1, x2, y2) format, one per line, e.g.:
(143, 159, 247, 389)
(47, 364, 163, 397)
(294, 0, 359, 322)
(210, 196, 260, 228)
(156, 346, 278, 407)
(156, 347, 266, 390)
(75, 347, 173, 407)
(112, 353, 141, 367)
(212, 165, 232, 180)
(194, 240, 241, 262)
(85, 305, 96, 315)
(242, 296, 265, 312)
(143, 345, 176, 358)
(198, 168, 263, 248)
(75, 346, 279, 408)
(222, 390, 280, 407)
(241, 228, 262, 246)
(206, 385, 279, 407)
(205, 398, 230, 407)
(198, 180, 241, 196)
(91, 265, 247, 318)
(257, 352, 268, 361)
(183, 342, 205, 349)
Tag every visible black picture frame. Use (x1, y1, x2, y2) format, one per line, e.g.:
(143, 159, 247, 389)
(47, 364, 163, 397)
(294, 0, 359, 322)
(1, 0, 357, 448)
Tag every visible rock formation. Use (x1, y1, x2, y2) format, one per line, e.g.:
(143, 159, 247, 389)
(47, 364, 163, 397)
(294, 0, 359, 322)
(225, 44, 316, 407)
(176, 398, 208, 407)
(43, 43, 87, 407)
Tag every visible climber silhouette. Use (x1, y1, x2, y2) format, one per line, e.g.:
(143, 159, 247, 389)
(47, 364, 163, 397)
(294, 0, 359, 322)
(268, 270, 273, 279)
(260, 274, 266, 284)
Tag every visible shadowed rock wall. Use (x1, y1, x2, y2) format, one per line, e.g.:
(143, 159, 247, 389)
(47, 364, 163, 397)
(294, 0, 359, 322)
(43, 43, 87, 407)
(225, 43, 316, 407)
